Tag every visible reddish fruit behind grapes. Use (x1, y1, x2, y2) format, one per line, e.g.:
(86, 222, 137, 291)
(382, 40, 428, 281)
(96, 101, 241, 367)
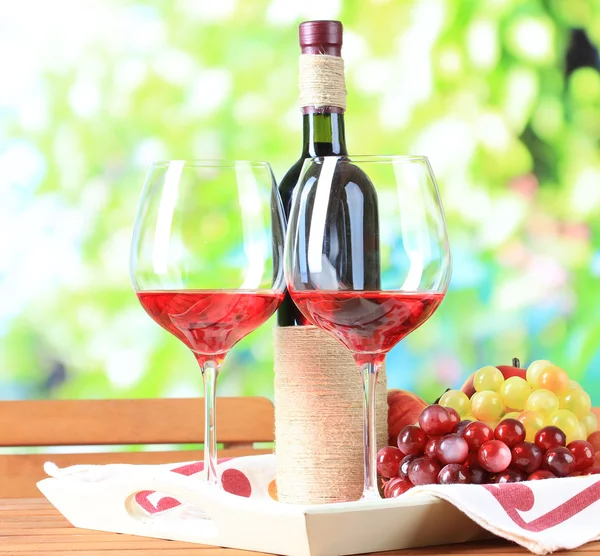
(387, 389, 427, 446)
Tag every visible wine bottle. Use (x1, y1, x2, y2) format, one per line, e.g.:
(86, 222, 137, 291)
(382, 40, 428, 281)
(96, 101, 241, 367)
(277, 20, 380, 326)
(274, 22, 387, 504)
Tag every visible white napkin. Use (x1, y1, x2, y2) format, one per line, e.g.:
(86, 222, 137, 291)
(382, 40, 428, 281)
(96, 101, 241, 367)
(408, 477, 600, 554)
(42, 455, 600, 555)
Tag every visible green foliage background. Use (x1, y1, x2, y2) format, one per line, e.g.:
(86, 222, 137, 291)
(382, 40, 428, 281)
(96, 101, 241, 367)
(1, 0, 600, 403)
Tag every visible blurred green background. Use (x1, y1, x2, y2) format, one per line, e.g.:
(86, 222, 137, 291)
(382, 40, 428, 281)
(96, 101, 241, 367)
(2, 0, 600, 404)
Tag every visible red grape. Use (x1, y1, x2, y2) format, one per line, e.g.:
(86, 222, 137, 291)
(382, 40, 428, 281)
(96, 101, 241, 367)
(478, 440, 511, 473)
(383, 476, 406, 498)
(408, 456, 442, 486)
(568, 471, 582, 477)
(438, 463, 471, 484)
(543, 447, 576, 477)
(495, 469, 526, 483)
(398, 454, 418, 480)
(567, 440, 595, 471)
(436, 434, 469, 464)
(581, 466, 600, 476)
(494, 419, 526, 447)
(377, 446, 404, 478)
(587, 431, 600, 452)
(446, 407, 461, 426)
(534, 426, 566, 452)
(424, 436, 442, 459)
(511, 441, 543, 474)
(464, 452, 481, 469)
(397, 425, 428, 456)
(463, 421, 494, 451)
(453, 419, 472, 436)
(387, 478, 414, 498)
(419, 405, 454, 436)
(470, 467, 490, 484)
(528, 470, 556, 480)
(595, 452, 600, 466)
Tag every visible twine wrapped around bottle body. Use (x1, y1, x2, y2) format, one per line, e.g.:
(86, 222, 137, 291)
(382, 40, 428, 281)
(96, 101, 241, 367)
(274, 325, 388, 504)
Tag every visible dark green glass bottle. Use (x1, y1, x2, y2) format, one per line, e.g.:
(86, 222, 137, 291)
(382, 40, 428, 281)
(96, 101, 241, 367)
(277, 20, 380, 326)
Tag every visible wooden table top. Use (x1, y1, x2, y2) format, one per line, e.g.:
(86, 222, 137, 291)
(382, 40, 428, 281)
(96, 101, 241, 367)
(2, 498, 599, 555)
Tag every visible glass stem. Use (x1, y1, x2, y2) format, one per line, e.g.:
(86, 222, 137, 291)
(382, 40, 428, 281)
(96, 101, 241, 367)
(360, 359, 382, 500)
(201, 360, 220, 486)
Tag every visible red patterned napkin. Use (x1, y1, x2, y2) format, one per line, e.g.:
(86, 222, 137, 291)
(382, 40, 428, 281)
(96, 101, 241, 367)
(408, 477, 600, 554)
(43, 455, 600, 554)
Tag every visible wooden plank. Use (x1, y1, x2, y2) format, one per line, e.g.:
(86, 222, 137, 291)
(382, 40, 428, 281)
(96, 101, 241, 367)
(377, 540, 600, 554)
(0, 447, 272, 498)
(0, 397, 274, 446)
(2, 544, 262, 556)
(0, 533, 195, 544)
(0, 540, 209, 551)
(0, 528, 100, 536)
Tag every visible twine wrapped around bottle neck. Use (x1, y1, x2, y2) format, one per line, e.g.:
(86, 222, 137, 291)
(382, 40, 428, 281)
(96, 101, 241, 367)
(298, 54, 347, 110)
(274, 326, 388, 504)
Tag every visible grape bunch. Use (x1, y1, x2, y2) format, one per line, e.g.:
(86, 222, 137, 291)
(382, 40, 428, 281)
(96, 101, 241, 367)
(379, 405, 600, 498)
(439, 361, 597, 444)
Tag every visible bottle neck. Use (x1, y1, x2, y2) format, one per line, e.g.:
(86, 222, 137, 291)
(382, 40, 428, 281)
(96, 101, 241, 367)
(302, 112, 348, 158)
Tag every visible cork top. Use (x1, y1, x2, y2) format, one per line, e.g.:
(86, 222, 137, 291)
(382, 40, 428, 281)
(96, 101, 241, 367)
(299, 20, 343, 56)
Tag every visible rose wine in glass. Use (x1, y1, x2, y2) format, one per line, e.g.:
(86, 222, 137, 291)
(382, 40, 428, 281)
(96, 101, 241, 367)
(131, 160, 286, 486)
(285, 155, 451, 500)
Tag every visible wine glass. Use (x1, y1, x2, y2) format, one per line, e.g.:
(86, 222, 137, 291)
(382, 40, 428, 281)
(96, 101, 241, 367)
(131, 160, 286, 486)
(284, 155, 451, 500)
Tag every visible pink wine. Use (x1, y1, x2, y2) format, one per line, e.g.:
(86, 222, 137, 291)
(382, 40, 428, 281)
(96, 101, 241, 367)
(290, 290, 444, 364)
(137, 290, 284, 364)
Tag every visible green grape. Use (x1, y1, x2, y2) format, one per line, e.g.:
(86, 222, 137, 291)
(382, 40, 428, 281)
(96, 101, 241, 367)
(583, 412, 598, 436)
(559, 389, 591, 420)
(524, 389, 559, 417)
(569, 380, 583, 390)
(549, 409, 580, 443)
(471, 391, 504, 422)
(503, 411, 521, 421)
(473, 366, 504, 392)
(439, 390, 470, 417)
(537, 366, 569, 394)
(517, 410, 546, 442)
(462, 413, 475, 422)
(574, 422, 588, 442)
(500, 376, 531, 411)
(526, 359, 552, 389)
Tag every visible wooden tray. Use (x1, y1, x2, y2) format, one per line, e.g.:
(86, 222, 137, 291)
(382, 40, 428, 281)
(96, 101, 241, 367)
(38, 467, 490, 556)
